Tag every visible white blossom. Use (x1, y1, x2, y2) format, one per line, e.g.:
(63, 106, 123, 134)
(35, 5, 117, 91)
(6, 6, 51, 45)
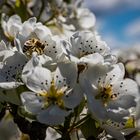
(21, 61, 83, 125)
(81, 63, 139, 122)
(62, 31, 115, 64)
(1, 14, 22, 40)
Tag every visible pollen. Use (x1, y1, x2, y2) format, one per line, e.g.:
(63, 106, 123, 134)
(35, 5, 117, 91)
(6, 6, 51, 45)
(39, 80, 64, 109)
(95, 84, 116, 106)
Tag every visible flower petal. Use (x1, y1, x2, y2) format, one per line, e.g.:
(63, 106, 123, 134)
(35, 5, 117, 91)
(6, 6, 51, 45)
(102, 124, 125, 140)
(21, 17, 37, 37)
(22, 66, 52, 93)
(54, 62, 77, 89)
(112, 78, 139, 98)
(108, 95, 137, 110)
(79, 62, 110, 87)
(77, 8, 96, 29)
(100, 63, 125, 86)
(0, 50, 27, 84)
(44, 36, 63, 62)
(63, 84, 83, 108)
(37, 105, 69, 125)
(21, 91, 43, 114)
(81, 79, 108, 121)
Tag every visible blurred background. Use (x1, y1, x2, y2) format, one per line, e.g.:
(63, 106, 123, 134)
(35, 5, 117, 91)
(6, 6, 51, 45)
(84, 0, 140, 49)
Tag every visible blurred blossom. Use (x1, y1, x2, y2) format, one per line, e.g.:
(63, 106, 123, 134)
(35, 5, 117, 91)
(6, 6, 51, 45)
(0, 112, 21, 140)
(83, 0, 140, 49)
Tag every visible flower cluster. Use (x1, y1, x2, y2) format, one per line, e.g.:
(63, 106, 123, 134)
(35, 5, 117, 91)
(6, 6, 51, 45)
(0, 0, 139, 140)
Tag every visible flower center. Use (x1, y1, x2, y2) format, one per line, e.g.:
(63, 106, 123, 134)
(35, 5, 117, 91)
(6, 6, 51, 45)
(39, 81, 64, 109)
(23, 38, 45, 57)
(95, 85, 116, 106)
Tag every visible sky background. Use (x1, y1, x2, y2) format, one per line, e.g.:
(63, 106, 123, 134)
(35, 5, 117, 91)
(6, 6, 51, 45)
(83, 0, 140, 49)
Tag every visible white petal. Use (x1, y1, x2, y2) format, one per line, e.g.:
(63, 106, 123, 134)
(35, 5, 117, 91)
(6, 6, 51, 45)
(14, 38, 23, 53)
(21, 91, 42, 114)
(102, 124, 125, 140)
(44, 36, 63, 62)
(79, 62, 110, 86)
(22, 53, 52, 77)
(21, 17, 37, 37)
(77, 8, 96, 29)
(34, 25, 52, 42)
(6, 14, 22, 37)
(63, 84, 83, 108)
(0, 40, 7, 51)
(1, 51, 27, 81)
(46, 127, 61, 140)
(9, 24, 22, 37)
(112, 78, 139, 98)
(107, 108, 130, 122)
(54, 62, 77, 89)
(69, 31, 110, 58)
(108, 95, 137, 110)
(81, 79, 108, 121)
(22, 66, 52, 93)
(37, 105, 69, 125)
(7, 15, 21, 27)
(100, 63, 125, 86)
(20, 92, 43, 114)
(96, 34, 110, 55)
(0, 81, 23, 89)
(79, 53, 104, 64)
(0, 50, 14, 61)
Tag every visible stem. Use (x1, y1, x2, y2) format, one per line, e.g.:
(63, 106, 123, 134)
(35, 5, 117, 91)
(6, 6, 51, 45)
(61, 114, 72, 140)
(69, 115, 90, 132)
(76, 130, 80, 140)
(0, 107, 6, 121)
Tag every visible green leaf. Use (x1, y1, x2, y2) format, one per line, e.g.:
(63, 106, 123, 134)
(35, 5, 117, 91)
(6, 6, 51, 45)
(125, 117, 135, 128)
(15, 0, 21, 7)
(18, 106, 36, 120)
(0, 85, 28, 105)
(74, 98, 85, 116)
(14, 0, 29, 21)
(80, 117, 98, 138)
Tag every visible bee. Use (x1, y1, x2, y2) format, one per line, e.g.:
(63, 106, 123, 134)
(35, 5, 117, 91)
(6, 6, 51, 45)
(23, 38, 45, 56)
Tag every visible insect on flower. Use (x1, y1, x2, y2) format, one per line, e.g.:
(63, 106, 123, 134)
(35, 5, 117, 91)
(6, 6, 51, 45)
(23, 38, 45, 56)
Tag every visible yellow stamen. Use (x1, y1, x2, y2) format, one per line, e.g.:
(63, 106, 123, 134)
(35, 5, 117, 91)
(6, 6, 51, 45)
(95, 85, 115, 106)
(39, 80, 64, 109)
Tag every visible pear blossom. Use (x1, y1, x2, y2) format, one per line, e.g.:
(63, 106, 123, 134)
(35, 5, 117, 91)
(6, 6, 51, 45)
(81, 63, 139, 122)
(62, 31, 115, 83)
(0, 0, 140, 139)
(21, 61, 83, 125)
(114, 45, 140, 63)
(67, 8, 96, 30)
(1, 14, 22, 41)
(0, 49, 28, 89)
(62, 31, 115, 64)
(0, 47, 28, 104)
(15, 17, 64, 63)
(102, 119, 136, 140)
(0, 112, 21, 140)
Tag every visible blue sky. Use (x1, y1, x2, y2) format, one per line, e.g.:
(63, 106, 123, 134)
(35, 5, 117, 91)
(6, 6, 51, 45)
(84, 0, 140, 49)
